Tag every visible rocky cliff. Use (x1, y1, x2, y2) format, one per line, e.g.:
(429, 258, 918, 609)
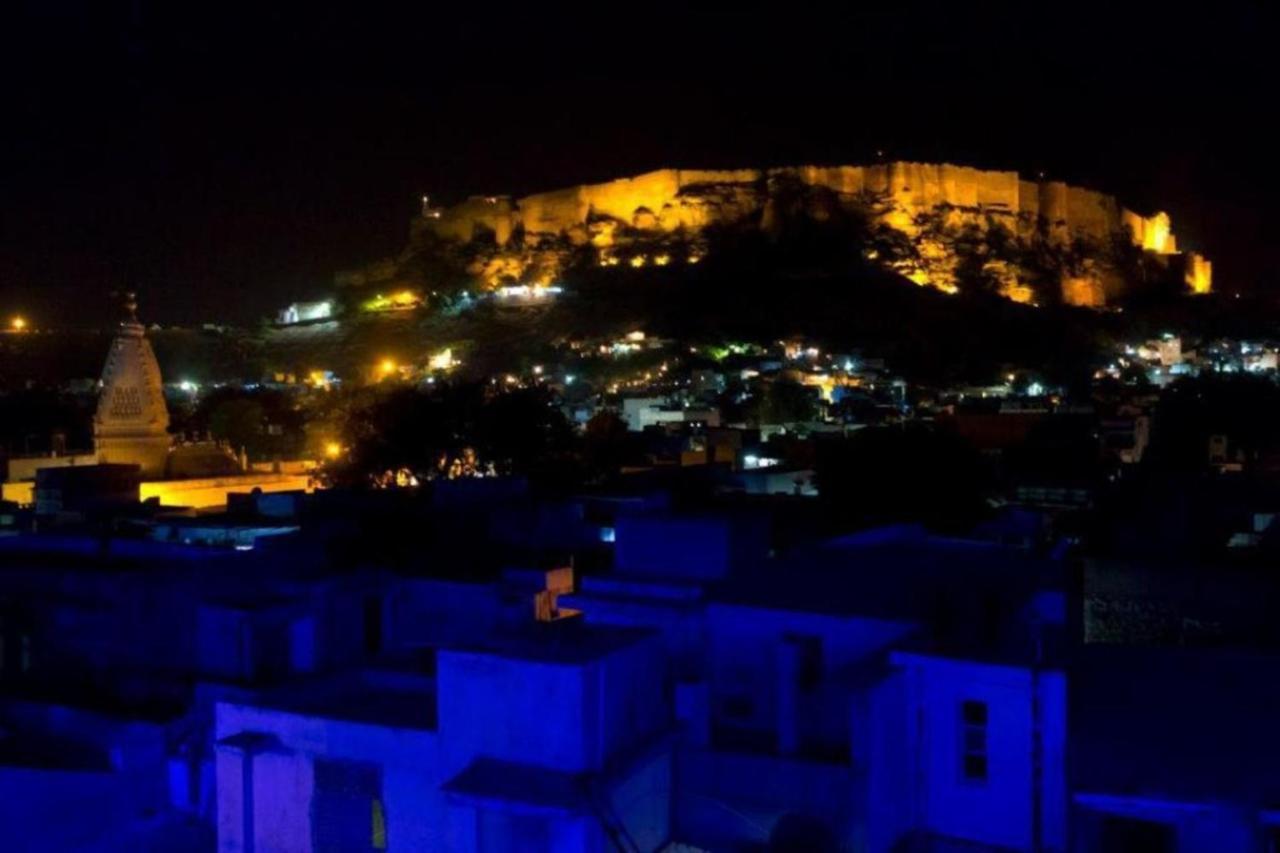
(345, 162, 1212, 307)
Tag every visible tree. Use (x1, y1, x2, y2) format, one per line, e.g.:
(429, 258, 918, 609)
(583, 409, 633, 478)
(1144, 375, 1280, 473)
(186, 386, 305, 460)
(815, 424, 990, 531)
(746, 379, 818, 426)
(328, 383, 576, 487)
(208, 398, 265, 455)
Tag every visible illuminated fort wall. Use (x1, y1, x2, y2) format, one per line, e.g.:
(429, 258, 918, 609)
(419, 163, 1211, 302)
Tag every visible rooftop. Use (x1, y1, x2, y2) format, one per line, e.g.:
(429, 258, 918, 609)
(249, 670, 438, 731)
(441, 620, 656, 666)
(1072, 647, 1280, 805)
(714, 524, 1061, 622)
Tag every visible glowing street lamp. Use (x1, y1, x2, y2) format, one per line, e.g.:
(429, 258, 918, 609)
(324, 441, 342, 459)
(10, 316, 27, 332)
(378, 358, 397, 378)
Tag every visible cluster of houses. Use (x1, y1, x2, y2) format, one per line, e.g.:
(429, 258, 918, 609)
(2, 306, 1279, 850)
(0, 469, 1276, 851)
(1100, 334, 1280, 386)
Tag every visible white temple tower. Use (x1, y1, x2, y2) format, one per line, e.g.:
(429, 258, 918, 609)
(93, 293, 171, 478)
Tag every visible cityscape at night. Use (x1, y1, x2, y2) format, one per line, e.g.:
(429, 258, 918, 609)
(1, 4, 1279, 852)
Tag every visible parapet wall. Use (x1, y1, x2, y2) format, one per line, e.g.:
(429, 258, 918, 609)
(429, 163, 1183, 251)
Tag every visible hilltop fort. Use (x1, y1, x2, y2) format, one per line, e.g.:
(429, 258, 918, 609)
(341, 163, 1212, 308)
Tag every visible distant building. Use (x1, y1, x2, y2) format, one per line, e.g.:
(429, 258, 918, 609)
(622, 397, 722, 432)
(276, 300, 334, 325)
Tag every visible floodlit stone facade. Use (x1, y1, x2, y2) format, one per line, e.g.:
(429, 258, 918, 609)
(411, 163, 1211, 305)
(93, 295, 172, 477)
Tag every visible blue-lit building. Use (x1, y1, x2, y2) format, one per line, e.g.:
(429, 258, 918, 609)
(0, 489, 1276, 851)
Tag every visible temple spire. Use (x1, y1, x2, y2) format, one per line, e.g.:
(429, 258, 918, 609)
(94, 292, 171, 477)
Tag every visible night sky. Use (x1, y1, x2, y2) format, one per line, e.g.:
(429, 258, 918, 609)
(1, 3, 1274, 326)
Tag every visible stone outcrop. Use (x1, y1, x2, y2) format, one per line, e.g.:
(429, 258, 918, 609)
(394, 162, 1211, 306)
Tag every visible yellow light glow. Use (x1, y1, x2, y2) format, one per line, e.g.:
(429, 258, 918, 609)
(1185, 254, 1213, 295)
(10, 316, 26, 331)
(629, 255, 647, 268)
(378, 359, 397, 376)
(999, 282, 1035, 305)
(428, 348, 455, 371)
(140, 474, 313, 508)
(325, 442, 342, 459)
(654, 254, 670, 266)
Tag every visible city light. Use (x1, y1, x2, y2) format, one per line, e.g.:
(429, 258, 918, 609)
(428, 349, 456, 371)
(324, 441, 342, 459)
(10, 316, 26, 332)
(378, 358, 397, 377)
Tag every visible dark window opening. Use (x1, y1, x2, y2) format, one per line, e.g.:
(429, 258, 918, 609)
(960, 699, 989, 782)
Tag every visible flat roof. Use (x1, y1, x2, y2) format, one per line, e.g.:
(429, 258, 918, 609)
(714, 525, 1060, 621)
(440, 621, 656, 665)
(248, 674, 438, 731)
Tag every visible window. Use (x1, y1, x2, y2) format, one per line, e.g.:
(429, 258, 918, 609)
(960, 699, 988, 782)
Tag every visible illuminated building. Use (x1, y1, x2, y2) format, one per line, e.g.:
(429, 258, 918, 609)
(276, 300, 334, 325)
(399, 163, 1213, 306)
(92, 293, 172, 478)
(361, 290, 423, 313)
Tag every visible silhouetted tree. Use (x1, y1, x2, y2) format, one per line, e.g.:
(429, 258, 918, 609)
(583, 409, 633, 478)
(746, 379, 819, 426)
(1145, 375, 1280, 473)
(816, 424, 990, 531)
(328, 383, 576, 487)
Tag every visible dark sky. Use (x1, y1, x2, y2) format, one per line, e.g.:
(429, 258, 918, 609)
(1, 3, 1274, 326)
